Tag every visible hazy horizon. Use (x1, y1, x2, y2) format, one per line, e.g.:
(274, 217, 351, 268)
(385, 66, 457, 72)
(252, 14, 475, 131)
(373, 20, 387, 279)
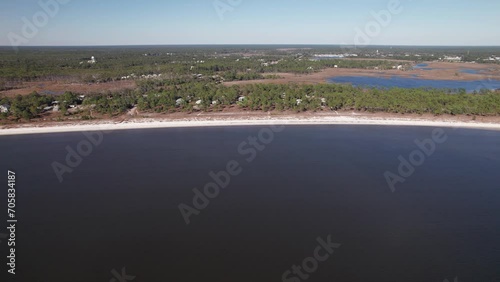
(2, 44, 500, 48)
(2, 0, 500, 47)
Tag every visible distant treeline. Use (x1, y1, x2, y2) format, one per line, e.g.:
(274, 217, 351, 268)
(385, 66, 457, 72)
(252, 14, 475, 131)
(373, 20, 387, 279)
(1, 83, 499, 122)
(0, 49, 404, 83)
(5, 45, 499, 83)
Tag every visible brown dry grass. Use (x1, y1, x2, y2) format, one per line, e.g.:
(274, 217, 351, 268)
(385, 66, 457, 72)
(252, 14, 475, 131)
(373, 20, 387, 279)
(0, 80, 136, 97)
(2, 62, 499, 96)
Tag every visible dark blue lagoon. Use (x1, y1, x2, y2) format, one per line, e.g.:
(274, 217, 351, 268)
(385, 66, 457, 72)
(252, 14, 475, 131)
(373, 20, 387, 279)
(1, 126, 500, 282)
(328, 76, 500, 92)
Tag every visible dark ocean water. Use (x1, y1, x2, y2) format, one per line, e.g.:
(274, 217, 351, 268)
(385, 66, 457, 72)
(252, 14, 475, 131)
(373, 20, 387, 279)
(0, 126, 499, 282)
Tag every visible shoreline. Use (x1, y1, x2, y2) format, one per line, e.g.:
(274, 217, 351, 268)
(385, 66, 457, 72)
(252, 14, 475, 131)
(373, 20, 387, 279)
(224, 62, 500, 86)
(1, 114, 500, 136)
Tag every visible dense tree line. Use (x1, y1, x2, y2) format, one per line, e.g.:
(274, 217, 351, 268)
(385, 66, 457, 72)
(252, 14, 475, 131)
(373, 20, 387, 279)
(0, 92, 53, 119)
(2, 82, 498, 122)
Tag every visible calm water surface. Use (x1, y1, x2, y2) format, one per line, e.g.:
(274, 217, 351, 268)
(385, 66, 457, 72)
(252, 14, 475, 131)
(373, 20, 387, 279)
(329, 76, 500, 92)
(0, 126, 499, 282)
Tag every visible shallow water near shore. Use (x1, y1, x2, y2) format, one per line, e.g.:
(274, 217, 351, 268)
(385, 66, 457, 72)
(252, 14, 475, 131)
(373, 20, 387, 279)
(1, 126, 499, 282)
(329, 76, 500, 92)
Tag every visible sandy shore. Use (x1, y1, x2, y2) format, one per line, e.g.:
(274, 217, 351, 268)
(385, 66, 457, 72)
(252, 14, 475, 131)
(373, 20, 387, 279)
(1, 114, 500, 136)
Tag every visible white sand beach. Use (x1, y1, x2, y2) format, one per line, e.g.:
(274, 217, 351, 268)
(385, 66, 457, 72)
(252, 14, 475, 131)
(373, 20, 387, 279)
(1, 114, 500, 136)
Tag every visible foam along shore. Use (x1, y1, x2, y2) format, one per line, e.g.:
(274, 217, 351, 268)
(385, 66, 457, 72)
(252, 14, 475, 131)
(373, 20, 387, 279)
(1, 115, 500, 136)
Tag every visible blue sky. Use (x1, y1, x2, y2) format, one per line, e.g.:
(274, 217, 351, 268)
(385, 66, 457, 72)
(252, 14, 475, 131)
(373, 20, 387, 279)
(1, 0, 499, 46)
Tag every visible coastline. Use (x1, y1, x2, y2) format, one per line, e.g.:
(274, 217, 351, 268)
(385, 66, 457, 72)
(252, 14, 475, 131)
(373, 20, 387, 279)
(1, 113, 500, 136)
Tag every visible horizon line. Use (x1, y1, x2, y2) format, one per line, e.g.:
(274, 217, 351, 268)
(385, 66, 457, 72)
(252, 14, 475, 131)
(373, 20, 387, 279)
(2, 44, 500, 48)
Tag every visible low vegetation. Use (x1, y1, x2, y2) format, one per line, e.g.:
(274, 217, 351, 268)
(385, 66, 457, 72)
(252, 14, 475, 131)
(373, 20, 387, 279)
(1, 46, 499, 123)
(1, 83, 499, 123)
(5, 45, 498, 83)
